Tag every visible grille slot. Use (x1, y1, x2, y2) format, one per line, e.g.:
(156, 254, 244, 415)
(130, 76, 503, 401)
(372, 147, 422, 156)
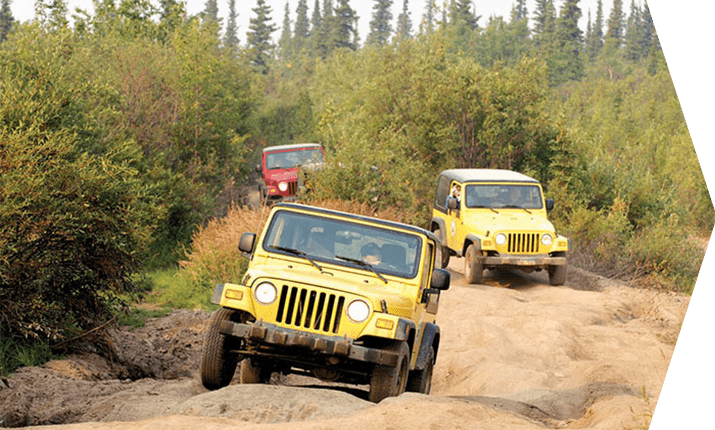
(288, 181, 297, 195)
(507, 233, 540, 254)
(276, 285, 345, 334)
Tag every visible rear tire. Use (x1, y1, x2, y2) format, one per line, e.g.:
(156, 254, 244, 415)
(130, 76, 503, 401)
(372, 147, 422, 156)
(369, 341, 410, 403)
(406, 346, 434, 394)
(464, 244, 483, 284)
(201, 308, 241, 390)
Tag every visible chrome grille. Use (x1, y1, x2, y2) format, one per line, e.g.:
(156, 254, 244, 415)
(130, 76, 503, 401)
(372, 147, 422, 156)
(288, 181, 297, 195)
(507, 233, 540, 254)
(275, 285, 345, 334)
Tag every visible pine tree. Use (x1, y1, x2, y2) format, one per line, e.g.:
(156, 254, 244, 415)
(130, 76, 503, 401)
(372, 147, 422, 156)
(0, 0, 14, 45)
(641, 2, 660, 56)
(396, 0, 412, 40)
(419, 0, 437, 34)
(247, 0, 278, 73)
(332, 0, 357, 50)
(510, 0, 528, 23)
(278, 1, 293, 60)
(533, 0, 556, 49)
(624, 0, 641, 62)
(294, 0, 310, 53)
(605, 0, 624, 48)
(224, 0, 239, 50)
(367, 0, 392, 46)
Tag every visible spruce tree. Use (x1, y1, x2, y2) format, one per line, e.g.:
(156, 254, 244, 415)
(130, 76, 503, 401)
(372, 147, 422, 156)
(585, 0, 604, 60)
(553, 0, 584, 84)
(605, 0, 624, 48)
(367, 0, 392, 47)
(247, 0, 278, 73)
(0, 0, 14, 45)
(308, 0, 322, 56)
(278, 1, 293, 61)
(396, 0, 412, 40)
(332, 0, 357, 50)
(450, 0, 478, 30)
(641, 2, 660, 56)
(510, 0, 528, 23)
(202, 0, 219, 24)
(624, 0, 642, 62)
(224, 0, 239, 51)
(35, 0, 68, 29)
(294, 0, 310, 53)
(419, 0, 437, 35)
(320, 0, 334, 57)
(532, 0, 556, 50)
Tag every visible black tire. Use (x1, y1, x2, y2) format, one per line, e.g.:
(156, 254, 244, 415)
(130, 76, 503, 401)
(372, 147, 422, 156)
(433, 228, 450, 269)
(239, 358, 272, 384)
(369, 341, 410, 403)
(201, 308, 241, 390)
(406, 346, 434, 394)
(464, 244, 483, 284)
(549, 264, 567, 286)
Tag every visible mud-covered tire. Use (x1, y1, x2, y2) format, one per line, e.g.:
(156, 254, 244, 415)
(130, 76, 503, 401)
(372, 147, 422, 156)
(434, 228, 450, 269)
(406, 346, 434, 394)
(239, 358, 272, 384)
(464, 244, 483, 284)
(549, 264, 567, 286)
(369, 341, 410, 403)
(201, 308, 241, 390)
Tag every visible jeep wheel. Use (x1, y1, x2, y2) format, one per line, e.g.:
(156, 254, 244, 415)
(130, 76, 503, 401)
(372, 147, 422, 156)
(464, 244, 483, 284)
(201, 308, 242, 390)
(406, 346, 434, 394)
(549, 264, 567, 286)
(369, 341, 410, 403)
(239, 358, 272, 384)
(433, 228, 450, 269)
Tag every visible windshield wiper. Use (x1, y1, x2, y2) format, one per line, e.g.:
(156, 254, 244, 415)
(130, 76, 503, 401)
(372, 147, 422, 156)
(335, 255, 388, 284)
(472, 205, 499, 214)
(273, 246, 323, 272)
(502, 205, 532, 214)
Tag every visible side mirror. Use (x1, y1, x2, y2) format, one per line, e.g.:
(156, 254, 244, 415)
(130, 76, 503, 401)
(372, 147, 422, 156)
(447, 197, 459, 210)
(545, 199, 555, 212)
(238, 232, 256, 255)
(255, 164, 262, 173)
(430, 268, 450, 291)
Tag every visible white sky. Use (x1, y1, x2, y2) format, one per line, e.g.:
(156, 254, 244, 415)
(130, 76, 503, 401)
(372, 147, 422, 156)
(11, 0, 610, 42)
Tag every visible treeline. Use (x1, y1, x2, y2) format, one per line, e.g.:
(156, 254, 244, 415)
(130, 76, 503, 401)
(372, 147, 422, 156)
(0, 0, 711, 371)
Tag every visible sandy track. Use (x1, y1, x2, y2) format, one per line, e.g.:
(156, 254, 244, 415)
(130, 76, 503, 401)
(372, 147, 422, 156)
(1, 261, 688, 429)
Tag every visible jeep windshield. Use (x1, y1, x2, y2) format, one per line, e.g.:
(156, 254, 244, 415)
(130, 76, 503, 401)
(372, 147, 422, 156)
(263, 210, 421, 279)
(265, 148, 323, 170)
(464, 184, 543, 210)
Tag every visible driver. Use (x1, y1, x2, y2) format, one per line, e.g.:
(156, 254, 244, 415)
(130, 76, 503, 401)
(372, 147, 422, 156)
(360, 243, 382, 266)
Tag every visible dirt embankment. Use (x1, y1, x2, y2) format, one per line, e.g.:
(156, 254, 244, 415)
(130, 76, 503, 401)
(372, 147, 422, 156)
(0, 262, 688, 430)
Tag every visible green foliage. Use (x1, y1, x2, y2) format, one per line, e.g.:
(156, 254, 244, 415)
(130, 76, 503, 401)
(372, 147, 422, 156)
(1, 326, 60, 376)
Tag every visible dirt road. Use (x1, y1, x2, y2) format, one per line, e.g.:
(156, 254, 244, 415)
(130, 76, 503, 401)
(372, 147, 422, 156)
(0, 261, 688, 429)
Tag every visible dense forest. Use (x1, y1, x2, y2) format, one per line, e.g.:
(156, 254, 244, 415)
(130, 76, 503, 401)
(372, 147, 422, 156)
(1, 0, 712, 373)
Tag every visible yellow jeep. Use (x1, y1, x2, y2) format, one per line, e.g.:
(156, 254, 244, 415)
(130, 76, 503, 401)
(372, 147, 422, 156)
(430, 169, 569, 286)
(201, 203, 450, 403)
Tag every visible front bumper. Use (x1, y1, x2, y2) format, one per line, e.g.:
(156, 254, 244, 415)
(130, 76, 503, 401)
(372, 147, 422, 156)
(220, 320, 399, 367)
(482, 254, 566, 267)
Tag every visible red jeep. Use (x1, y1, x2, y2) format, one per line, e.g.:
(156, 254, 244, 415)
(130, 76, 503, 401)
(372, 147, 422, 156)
(257, 143, 325, 202)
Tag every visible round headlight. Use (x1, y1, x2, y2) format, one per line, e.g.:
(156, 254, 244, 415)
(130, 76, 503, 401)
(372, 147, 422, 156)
(346, 300, 371, 323)
(541, 234, 553, 246)
(278, 181, 289, 192)
(254, 282, 278, 305)
(495, 233, 507, 246)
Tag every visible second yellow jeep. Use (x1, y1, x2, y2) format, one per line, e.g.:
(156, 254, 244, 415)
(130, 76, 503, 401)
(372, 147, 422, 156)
(430, 169, 570, 286)
(201, 203, 450, 403)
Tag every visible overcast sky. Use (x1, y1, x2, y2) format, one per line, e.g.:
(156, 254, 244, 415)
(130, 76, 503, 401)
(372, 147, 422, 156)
(11, 0, 610, 43)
